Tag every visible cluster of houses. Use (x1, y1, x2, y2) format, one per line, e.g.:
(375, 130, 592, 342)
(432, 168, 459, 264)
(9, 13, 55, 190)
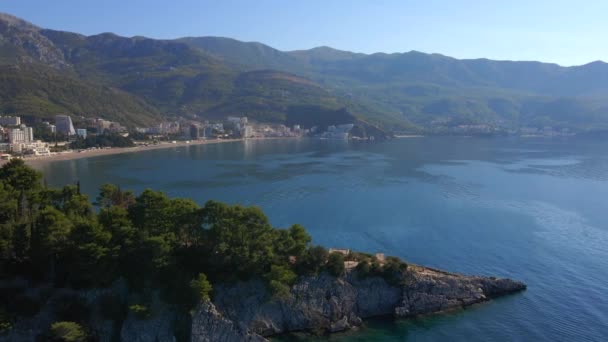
(0, 116, 51, 159)
(0, 112, 363, 161)
(136, 116, 309, 140)
(135, 117, 359, 141)
(0, 114, 127, 159)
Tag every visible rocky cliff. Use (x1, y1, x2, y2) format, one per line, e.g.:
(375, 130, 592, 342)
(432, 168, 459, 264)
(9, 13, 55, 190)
(206, 265, 525, 339)
(0, 266, 525, 342)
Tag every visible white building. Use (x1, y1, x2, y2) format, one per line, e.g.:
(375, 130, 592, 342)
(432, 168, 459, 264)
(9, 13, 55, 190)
(242, 125, 253, 138)
(0, 116, 21, 126)
(55, 115, 76, 135)
(10, 141, 51, 156)
(9, 126, 34, 144)
(76, 128, 87, 139)
(42, 122, 56, 133)
(96, 119, 112, 133)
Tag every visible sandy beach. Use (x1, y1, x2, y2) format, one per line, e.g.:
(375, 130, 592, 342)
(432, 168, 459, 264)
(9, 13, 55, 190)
(0, 138, 245, 167)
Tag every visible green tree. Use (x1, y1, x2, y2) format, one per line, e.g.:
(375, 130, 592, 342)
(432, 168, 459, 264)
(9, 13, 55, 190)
(288, 224, 311, 257)
(59, 185, 93, 219)
(0, 182, 18, 223)
(33, 207, 72, 255)
(355, 259, 371, 278)
(326, 252, 345, 277)
(190, 272, 213, 303)
(12, 222, 30, 261)
(65, 221, 112, 287)
(31, 207, 73, 279)
(202, 201, 275, 279)
(0, 159, 42, 193)
(99, 206, 136, 247)
(297, 245, 328, 275)
(129, 189, 172, 235)
(266, 264, 297, 299)
(165, 198, 200, 245)
(96, 184, 135, 209)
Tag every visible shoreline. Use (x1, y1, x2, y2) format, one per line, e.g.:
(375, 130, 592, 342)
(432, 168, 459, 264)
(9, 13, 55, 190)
(1, 138, 246, 167)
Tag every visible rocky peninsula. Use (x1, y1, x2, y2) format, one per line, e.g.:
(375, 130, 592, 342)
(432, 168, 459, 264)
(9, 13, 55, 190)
(2, 265, 525, 341)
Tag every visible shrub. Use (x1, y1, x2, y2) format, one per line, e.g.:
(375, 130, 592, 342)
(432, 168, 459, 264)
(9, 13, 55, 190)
(190, 273, 213, 303)
(128, 304, 151, 320)
(49, 321, 87, 342)
(355, 259, 371, 278)
(268, 280, 291, 300)
(266, 265, 297, 299)
(326, 252, 345, 277)
(380, 258, 409, 285)
(296, 245, 328, 275)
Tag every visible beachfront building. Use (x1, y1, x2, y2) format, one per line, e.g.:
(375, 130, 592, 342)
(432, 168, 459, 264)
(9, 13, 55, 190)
(8, 126, 34, 144)
(76, 129, 87, 139)
(324, 124, 354, 139)
(190, 124, 201, 140)
(328, 248, 351, 256)
(10, 141, 51, 156)
(242, 125, 253, 138)
(203, 123, 224, 138)
(226, 117, 251, 137)
(55, 115, 76, 135)
(42, 121, 56, 133)
(95, 119, 112, 133)
(0, 116, 21, 126)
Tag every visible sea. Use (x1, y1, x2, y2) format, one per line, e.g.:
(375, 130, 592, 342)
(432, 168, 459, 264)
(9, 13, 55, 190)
(34, 137, 608, 341)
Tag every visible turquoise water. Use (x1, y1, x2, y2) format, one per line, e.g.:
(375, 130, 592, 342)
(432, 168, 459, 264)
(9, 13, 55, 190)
(36, 137, 608, 341)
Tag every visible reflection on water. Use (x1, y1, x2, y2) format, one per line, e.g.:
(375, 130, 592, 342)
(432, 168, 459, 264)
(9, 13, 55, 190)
(36, 137, 608, 341)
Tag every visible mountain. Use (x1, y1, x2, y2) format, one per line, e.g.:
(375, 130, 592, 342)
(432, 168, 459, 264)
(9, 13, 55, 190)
(177, 36, 306, 72)
(1, 12, 608, 132)
(0, 13, 374, 131)
(187, 37, 608, 132)
(0, 13, 161, 126)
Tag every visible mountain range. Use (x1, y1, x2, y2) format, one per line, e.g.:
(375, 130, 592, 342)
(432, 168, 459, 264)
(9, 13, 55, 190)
(1, 12, 608, 133)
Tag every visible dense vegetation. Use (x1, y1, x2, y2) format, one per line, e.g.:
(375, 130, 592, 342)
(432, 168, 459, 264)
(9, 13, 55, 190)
(0, 160, 410, 338)
(0, 65, 161, 127)
(0, 159, 330, 298)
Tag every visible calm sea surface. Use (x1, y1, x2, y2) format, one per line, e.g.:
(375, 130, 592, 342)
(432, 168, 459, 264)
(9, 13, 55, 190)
(35, 137, 608, 341)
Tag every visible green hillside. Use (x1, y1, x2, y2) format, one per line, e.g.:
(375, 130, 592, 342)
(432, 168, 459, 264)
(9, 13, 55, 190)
(0, 64, 161, 126)
(186, 37, 608, 131)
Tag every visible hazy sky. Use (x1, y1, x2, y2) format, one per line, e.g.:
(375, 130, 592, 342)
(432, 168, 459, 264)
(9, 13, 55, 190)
(2, 0, 606, 66)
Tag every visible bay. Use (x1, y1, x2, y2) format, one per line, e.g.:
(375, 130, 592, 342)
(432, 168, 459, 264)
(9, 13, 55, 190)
(35, 137, 608, 341)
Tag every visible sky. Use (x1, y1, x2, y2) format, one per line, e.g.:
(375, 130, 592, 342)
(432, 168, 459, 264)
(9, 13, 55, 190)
(1, 0, 606, 66)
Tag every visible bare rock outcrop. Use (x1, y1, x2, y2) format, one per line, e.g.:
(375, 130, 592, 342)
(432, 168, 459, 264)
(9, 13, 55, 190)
(395, 266, 526, 317)
(210, 266, 525, 338)
(191, 302, 266, 342)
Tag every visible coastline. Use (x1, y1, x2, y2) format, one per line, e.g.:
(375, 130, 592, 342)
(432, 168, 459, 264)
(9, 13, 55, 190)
(0, 138, 245, 167)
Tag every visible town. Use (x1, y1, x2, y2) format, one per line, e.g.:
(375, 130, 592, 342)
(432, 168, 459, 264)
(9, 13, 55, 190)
(0, 114, 362, 161)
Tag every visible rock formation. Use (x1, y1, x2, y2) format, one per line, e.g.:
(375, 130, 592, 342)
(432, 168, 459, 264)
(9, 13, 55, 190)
(0, 265, 525, 341)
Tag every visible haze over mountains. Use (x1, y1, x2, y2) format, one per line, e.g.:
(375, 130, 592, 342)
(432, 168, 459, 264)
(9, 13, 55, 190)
(1, 12, 608, 132)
